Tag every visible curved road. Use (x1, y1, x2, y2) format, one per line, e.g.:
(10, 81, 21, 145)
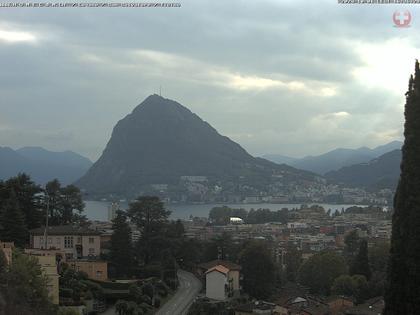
(156, 270, 202, 315)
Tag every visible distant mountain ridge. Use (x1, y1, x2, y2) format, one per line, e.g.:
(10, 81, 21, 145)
(76, 94, 319, 197)
(325, 149, 402, 190)
(0, 146, 92, 185)
(263, 140, 402, 175)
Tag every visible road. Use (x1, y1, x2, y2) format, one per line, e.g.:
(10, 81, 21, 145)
(156, 270, 202, 315)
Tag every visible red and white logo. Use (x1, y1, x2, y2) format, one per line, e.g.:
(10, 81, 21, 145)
(393, 10, 411, 28)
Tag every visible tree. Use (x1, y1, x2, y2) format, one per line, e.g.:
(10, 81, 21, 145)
(116, 300, 128, 315)
(331, 274, 369, 303)
(0, 173, 43, 230)
(344, 230, 361, 261)
(298, 251, 347, 295)
(239, 241, 276, 299)
(110, 210, 133, 278)
(385, 61, 420, 315)
(128, 196, 171, 264)
(0, 250, 56, 315)
(331, 275, 356, 297)
(284, 245, 302, 282)
(350, 239, 371, 280)
(0, 190, 28, 248)
(45, 179, 85, 226)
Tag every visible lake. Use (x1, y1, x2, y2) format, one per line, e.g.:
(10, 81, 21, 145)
(83, 200, 366, 221)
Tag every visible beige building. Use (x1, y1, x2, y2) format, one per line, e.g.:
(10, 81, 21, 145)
(29, 255, 60, 304)
(68, 259, 108, 281)
(30, 226, 101, 260)
(0, 241, 14, 265)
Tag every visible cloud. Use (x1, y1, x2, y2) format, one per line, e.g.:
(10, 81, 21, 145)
(0, 29, 37, 43)
(0, 0, 416, 160)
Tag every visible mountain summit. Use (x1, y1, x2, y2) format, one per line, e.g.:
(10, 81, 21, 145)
(76, 95, 317, 198)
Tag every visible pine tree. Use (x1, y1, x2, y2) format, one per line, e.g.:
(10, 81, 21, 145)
(350, 239, 371, 280)
(384, 60, 420, 314)
(110, 210, 133, 278)
(0, 190, 28, 247)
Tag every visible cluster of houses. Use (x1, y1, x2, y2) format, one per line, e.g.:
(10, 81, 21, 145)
(1, 225, 108, 313)
(192, 259, 384, 315)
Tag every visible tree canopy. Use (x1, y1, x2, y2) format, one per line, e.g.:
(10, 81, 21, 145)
(385, 60, 420, 315)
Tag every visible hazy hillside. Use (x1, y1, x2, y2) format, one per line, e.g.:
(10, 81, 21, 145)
(0, 146, 92, 185)
(325, 149, 402, 190)
(264, 141, 402, 175)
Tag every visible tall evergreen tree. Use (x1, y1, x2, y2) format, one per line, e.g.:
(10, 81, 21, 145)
(350, 239, 371, 280)
(110, 210, 133, 278)
(384, 60, 420, 314)
(239, 241, 276, 299)
(128, 196, 170, 264)
(0, 190, 28, 248)
(0, 174, 43, 230)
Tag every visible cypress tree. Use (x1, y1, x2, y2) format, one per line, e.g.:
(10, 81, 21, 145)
(0, 190, 28, 248)
(350, 239, 371, 280)
(110, 210, 133, 278)
(384, 60, 420, 314)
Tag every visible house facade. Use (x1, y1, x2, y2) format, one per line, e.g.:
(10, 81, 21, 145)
(30, 226, 101, 260)
(200, 260, 241, 301)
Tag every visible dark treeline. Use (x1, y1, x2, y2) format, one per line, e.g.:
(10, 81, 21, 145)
(0, 173, 85, 248)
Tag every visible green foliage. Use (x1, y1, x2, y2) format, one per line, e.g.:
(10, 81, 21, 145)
(0, 173, 43, 230)
(57, 308, 80, 315)
(239, 241, 276, 299)
(331, 274, 369, 303)
(128, 196, 171, 264)
(298, 251, 347, 295)
(284, 245, 302, 282)
(0, 189, 28, 247)
(344, 230, 361, 260)
(110, 210, 133, 278)
(45, 179, 85, 226)
(350, 239, 371, 280)
(385, 61, 420, 315)
(0, 250, 56, 315)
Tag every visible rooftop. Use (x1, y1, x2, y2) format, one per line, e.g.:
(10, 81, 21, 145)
(30, 225, 101, 236)
(198, 260, 241, 271)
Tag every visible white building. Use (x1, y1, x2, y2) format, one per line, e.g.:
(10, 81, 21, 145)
(205, 262, 241, 301)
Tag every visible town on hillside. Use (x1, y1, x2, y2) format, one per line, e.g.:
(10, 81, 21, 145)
(0, 173, 391, 315)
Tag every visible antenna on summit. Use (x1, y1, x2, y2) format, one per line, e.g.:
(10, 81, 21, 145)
(159, 85, 162, 97)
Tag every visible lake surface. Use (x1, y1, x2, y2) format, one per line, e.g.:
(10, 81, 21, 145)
(84, 200, 366, 221)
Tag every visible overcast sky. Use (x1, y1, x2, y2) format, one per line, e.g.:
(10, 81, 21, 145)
(1, 0, 419, 161)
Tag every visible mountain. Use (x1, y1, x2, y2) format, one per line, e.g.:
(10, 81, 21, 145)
(76, 94, 319, 197)
(264, 141, 402, 175)
(261, 154, 298, 165)
(0, 146, 92, 185)
(325, 149, 402, 190)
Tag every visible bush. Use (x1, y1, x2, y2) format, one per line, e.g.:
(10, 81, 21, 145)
(154, 297, 161, 308)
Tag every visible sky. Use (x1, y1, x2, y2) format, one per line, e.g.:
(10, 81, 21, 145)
(1, 0, 419, 161)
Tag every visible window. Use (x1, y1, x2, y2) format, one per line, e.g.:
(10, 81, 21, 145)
(48, 237, 52, 244)
(88, 248, 95, 255)
(96, 271, 103, 278)
(40, 237, 44, 245)
(77, 237, 82, 244)
(64, 236, 74, 248)
(56, 237, 61, 245)
(89, 237, 94, 244)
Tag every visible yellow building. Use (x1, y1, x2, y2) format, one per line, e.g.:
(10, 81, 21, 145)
(68, 259, 108, 281)
(29, 255, 60, 304)
(0, 241, 14, 265)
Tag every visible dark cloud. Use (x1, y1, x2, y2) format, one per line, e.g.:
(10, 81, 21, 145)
(0, 0, 415, 160)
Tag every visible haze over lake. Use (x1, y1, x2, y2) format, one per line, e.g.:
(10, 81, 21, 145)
(84, 200, 368, 221)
